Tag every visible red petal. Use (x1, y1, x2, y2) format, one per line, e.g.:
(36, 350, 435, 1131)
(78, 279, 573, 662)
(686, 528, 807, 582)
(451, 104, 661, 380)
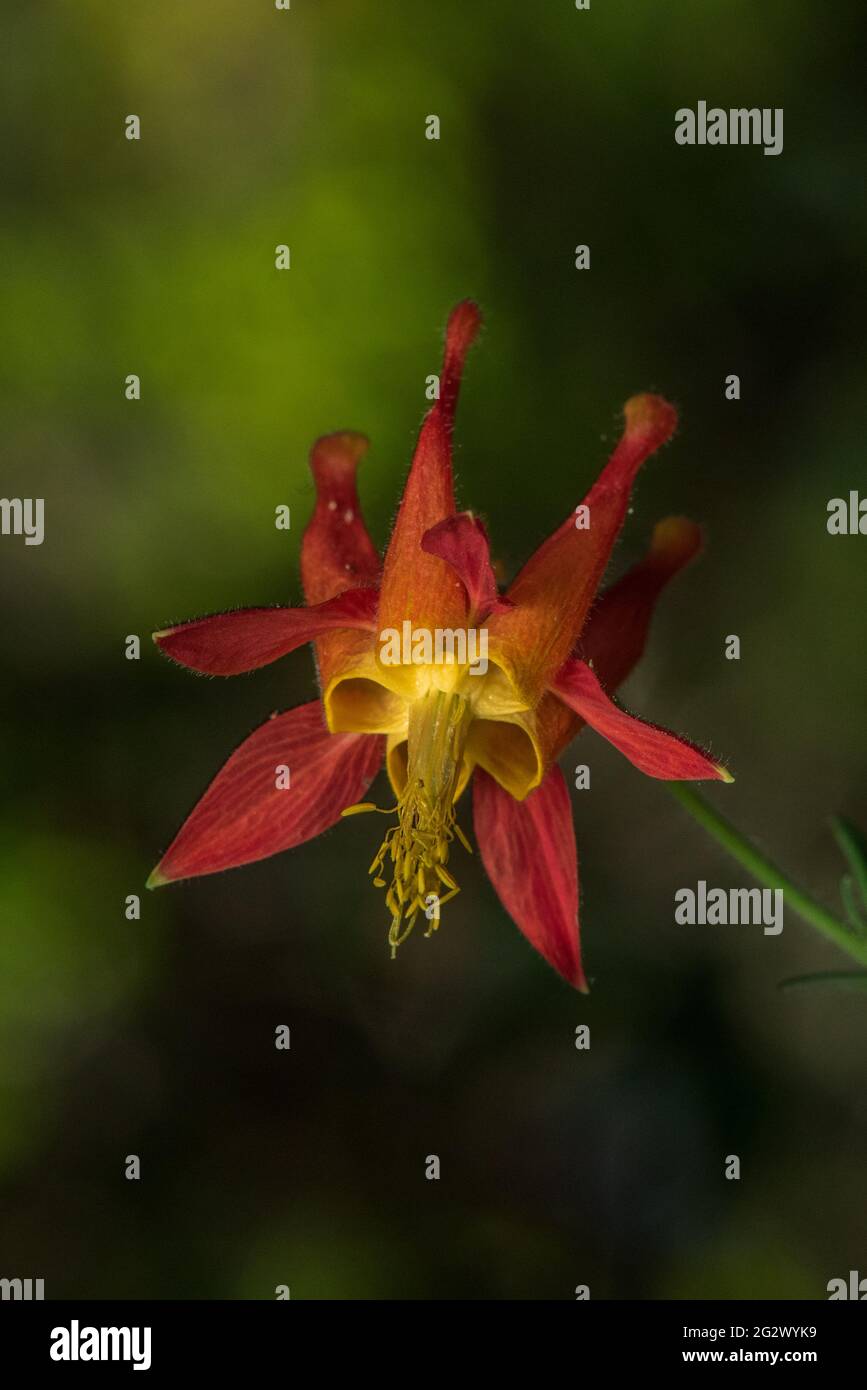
(300, 431, 381, 605)
(148, 702, 384, 885)
(421, 513, 512, 621)
(154, 587, 378, 676)
(579, 517, 703, 692)
(377, 301, 482, 634)
(473, 765, 587, 991)
(551, 657, 731, 782)
(486, 395, 678, 702)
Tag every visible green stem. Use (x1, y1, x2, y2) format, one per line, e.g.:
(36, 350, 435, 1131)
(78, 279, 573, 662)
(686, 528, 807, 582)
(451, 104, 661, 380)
(666, 784, 867, 968)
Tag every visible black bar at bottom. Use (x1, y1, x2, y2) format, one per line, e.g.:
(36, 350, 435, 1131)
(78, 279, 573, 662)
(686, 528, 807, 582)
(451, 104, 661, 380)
(0, 1298, 864, 1375)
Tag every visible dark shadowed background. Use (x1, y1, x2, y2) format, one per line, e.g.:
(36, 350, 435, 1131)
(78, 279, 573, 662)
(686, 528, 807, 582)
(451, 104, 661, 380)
(1, 0, 865, 1299)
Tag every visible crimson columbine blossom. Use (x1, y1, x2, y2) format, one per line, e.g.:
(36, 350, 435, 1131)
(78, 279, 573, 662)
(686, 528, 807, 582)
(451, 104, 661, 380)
(148, 302, 731, 990)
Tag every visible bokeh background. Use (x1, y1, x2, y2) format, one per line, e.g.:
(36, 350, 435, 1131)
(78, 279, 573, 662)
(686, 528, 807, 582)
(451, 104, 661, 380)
(2, 0, 866, 1299)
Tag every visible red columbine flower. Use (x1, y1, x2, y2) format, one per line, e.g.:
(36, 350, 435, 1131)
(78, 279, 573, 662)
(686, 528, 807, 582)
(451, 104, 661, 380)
(148, 301, 731, 990)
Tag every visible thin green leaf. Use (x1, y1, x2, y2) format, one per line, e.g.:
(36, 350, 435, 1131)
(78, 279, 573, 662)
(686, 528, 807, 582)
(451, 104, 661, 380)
(840, 874, 866, 934)
(831, 816, 867, 912)
(779, 971, 867, 994)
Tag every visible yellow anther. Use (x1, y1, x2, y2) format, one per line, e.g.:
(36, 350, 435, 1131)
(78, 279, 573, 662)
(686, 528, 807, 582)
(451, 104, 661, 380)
(454, 823, 473, 854)
(435, 863, 458, 892)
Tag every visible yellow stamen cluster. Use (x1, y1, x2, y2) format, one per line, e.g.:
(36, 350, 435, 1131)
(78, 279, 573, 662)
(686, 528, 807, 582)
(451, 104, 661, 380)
(343, 689, 473, 956)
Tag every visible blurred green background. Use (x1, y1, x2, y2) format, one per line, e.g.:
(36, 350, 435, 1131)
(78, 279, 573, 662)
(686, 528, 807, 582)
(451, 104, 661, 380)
(1, 0, 866, 1299)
